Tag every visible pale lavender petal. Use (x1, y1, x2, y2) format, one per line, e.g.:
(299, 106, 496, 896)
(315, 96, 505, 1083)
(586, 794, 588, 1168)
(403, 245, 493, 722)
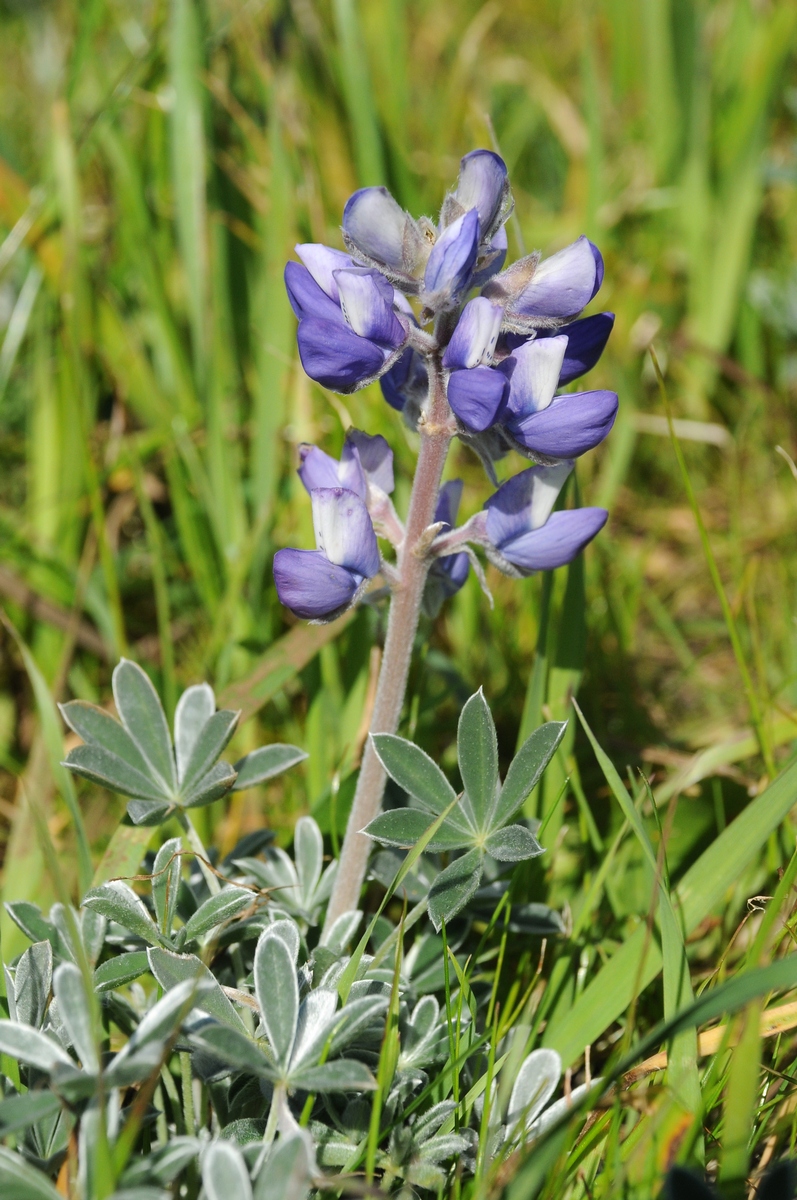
(453, 150, 509, 238)
(273, 549, 360, 620)
(295, 244, 355, 302)
(503, 335, 568, 419)
(538, 312, 614, 385)
(346, 430, 395, 494)
(510, 236, 603, 320)
(485, 463, 573, 547)
(297, 318, 385, 393)
(447, 366, 508, 432)
(343, 187, 418, 273)
(508, 390, 618, 459)
(311, 488, 380, 578)
(334, 269, 407, 348)
(499, 508, 607, 573)
(435, 479, 464, 528)
(298, 445, 346, 495)
(424, 209, 480, 300)
(285, 263, 346, 324)
(443, 297, 504, 370)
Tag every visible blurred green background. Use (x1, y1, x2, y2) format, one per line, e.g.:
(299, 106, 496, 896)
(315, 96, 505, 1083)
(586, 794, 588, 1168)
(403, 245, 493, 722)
(0, 0, 796, 937)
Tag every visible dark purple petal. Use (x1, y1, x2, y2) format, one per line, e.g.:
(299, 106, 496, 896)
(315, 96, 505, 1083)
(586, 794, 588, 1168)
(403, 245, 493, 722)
(284, 263, 346, 324)
(453, 150, 509, 238)
(343, 187, 420, 273)
(507, 389, 619, 459)
(509, 236, 603, 320)
(435, 479, 464, 528)
(443, 297, 503, 370)
(499, 508, 608, 573)
(295, 244, 355, 302)
(484, 463, 573, 548)
(424, 209, 480, 300)
(298, 445, 349, 495)
(346, 430, 394, 494)
(334, 269, 407, 349)
(538, 313, 614, 385)
(380, 350, 411, 411)
(503, 335, 568, 420)
(434, 550, 470, 595)
(311, 488, 380, 578)
(273, 548, 361, 620)
(296, 318, 385, 393)
(447, 366, 508, 433)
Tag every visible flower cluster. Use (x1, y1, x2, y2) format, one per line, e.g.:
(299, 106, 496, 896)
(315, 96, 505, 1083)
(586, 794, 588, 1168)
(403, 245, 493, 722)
(275, 150, 616, 622)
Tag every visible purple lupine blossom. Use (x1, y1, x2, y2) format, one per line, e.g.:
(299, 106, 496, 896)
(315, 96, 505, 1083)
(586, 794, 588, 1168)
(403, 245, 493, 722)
(424, 481, 470, 616)
(274, 488, 380, 621)
(278, 147, 616, 627)
(285, 245, 409, 393)
(298, 430, 394, 500)
(483, 464, 607, 575)
(498, 335, 618, 460)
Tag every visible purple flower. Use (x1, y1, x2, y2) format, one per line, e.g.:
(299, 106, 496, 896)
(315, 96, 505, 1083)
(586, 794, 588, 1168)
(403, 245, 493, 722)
(379, 347, 428, 416)
(503, 312, 615, 386)
(422, 209, 480, 311)
(500, 336, 618, 460)
(447, 367, 508, 433)
(443, 298, 504, 371)
(285, 246, 409, 394)
(484, 464, 607, 574)
(342, 187, 426, 287)
(425, 481, 470, 615)
(298, 431, 394, 500)
(485, 235, 604, 332)
(274, 488, 380, 621)
(450, 150, 510, 241)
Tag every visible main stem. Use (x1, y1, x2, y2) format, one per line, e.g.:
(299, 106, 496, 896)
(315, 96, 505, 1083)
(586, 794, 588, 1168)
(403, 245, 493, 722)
(322, 358, 452, 936)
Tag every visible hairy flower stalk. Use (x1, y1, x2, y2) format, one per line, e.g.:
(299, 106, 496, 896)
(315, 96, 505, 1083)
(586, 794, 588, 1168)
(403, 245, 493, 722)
(274, 149, 618, 935)
(324, 356, 453, 931)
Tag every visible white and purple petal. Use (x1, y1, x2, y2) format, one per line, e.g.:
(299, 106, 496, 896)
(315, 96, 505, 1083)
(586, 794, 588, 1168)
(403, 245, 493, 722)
(508, 236, 603, 321)
(447, 366, 508, 432)
(296, 318, 385, 393)
(334, 268, 407, 349)
(498, 508, 608, 574)
(346, 430, 395, 495)
(311, 487, 380, 578)
(503, 335, 568, 420)
(471, 225, 508, 289)
(273, 549, 362, 620)
(443, 297, 504, 370)
(540, 313, 614, 385)
(507, 390, 618, 459)
(295, 244, 355, 302)
(284, 263, 346, 324)
(453, 150, 510, 239)
(484, 463, 573, 548)
(424, 209, 480, 302)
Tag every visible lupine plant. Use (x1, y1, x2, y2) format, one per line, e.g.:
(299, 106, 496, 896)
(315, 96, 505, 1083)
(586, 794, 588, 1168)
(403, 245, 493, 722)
(278, 149, 615, 937)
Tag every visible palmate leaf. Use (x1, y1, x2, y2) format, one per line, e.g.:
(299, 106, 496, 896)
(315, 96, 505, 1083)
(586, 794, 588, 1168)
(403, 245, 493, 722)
(0, 1022, 73, 1072)
(113, 659, 176, 792)
(0, 1091, 63, 1137)
(232, 744, 308, 791)
(174, 683, 216, 783)
(60, 700, 157, 782)
(82, 882, 165, 948)
(63, 744, 169, 805)
(14, 941, 52, 1029)
(180, 709, 240, 792)
(147, 948, 249, 1035)
(182, 761, 238, 808)
(94, 951, 150, 993)
(152, 837, 182, 937)
(362, 809, 473, 852)
(291, 1059, 375, 1092)
(188, 1022, 273, 1079)
(254, 932, 298, 1072)
(182, 887, 253, 941)
(0, 1145, 62, 1200)
(457, 689, 499, 827)
(202, 1140, 253, 1200)
(427, 849, 483, 932)
(493, 721, 567, 827)
(484, 824, 542, 862)
(53, 963, 99, 1074)
(371, 734, 459, 817)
